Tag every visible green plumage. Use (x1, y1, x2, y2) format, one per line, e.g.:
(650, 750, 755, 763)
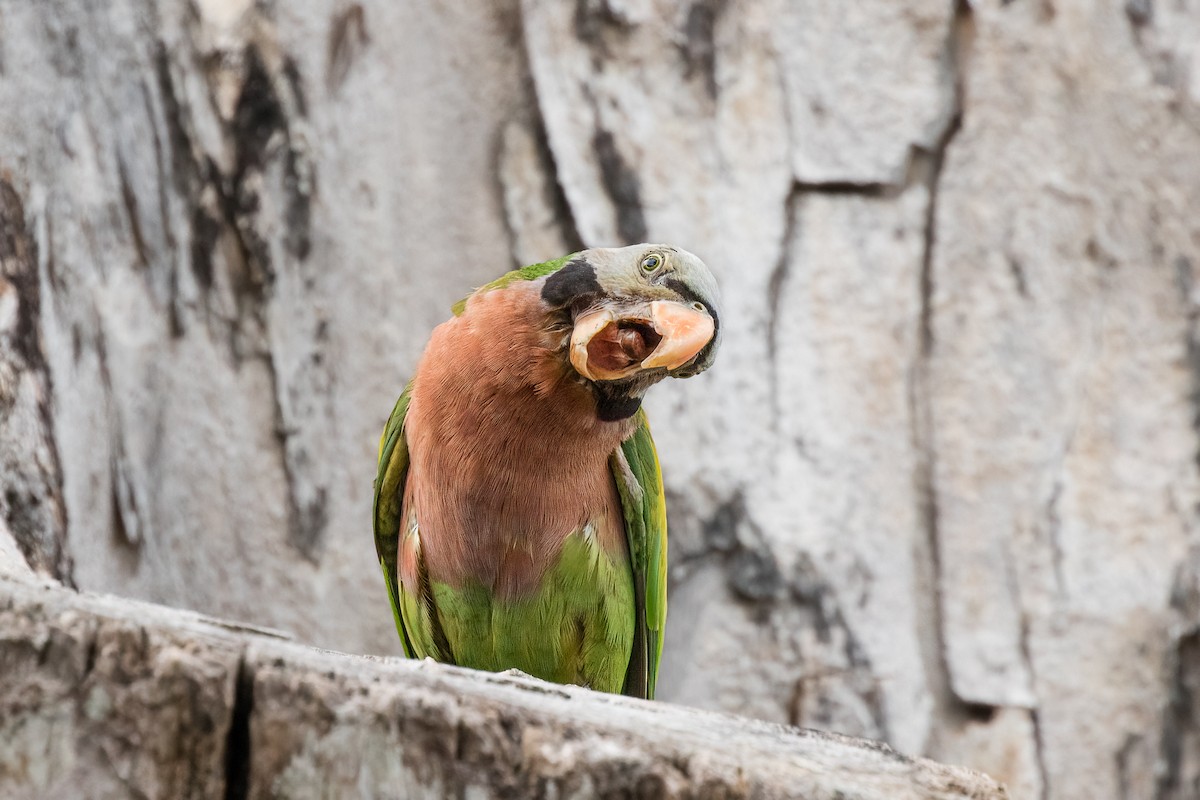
(613, 412, 669, 695)
(420, 533, 635, 692)
(372, 384, 415, 659)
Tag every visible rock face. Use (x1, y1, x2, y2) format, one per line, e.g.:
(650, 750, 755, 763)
(0, 180, 69, 583)
(0, 575, 1008, 800)
(0, 1, 1195, 798)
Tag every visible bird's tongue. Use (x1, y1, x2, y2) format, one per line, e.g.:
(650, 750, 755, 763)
(586, 320, 662, 375)
(570, 301, 714, 381)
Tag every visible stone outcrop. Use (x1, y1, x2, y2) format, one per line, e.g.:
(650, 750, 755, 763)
(0, 575, 1007, 799)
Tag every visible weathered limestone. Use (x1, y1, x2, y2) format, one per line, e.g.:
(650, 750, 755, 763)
(0, 575, 1008, 799)
(0, 179, 69, 583)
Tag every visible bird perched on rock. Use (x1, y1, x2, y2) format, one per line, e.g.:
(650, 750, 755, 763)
(372, 244, 720, 698)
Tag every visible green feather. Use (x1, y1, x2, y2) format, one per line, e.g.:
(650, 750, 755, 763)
(450, 252, 575, 316)
(372, 382, 415, 658)
(612, 409, 669, 699)
(428, 531, 635, 692)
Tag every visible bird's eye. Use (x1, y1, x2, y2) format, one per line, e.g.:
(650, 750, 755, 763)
(640, 254, 662, 272)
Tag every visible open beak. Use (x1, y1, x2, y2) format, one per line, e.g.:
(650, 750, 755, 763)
(570, 300, 715, 381)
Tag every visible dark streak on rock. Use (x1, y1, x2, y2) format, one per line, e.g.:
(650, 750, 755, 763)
(963, 702, 999, 724)
(510, 6, 589, 257)
(766, 186, 799, 368)
(0, 179, 74, 585)
(701, 493, 782, 603)
(1173, 256, 1200, 473)
(919, 0, 970, 356)
(729, 549, 780, 604)
(1126, 0, 1153, 26)
(1007, 254, 1030, 298)
(283, 144, 313, 261)
(790, 554, 834, 643)
(794, 179, 891, 198)
(155, 45, 200, 201)
(534, 118, 587, 253)
(155, 44, 212, 337)
(573, 0, 625, 62)
(289, 486, 329, 563)
(109, 457, 143, 552)
(326, 4, 369, 93)
(573, 0, 601, 45)
(1116, 732, 1141, 800)
(1043, 473, 1067, 595)
(787, 553, 889, 736)
(764, 185, 801, 433)
(43, 213, 61, 295)
(1014, 590, 1051, 800)
(1157, 558, 1200, 799)
(116, 154, 150, 269)
(232, 47, 286, 180)
(95, 331, 141, 575)
(700, 497, 739, 554)
(265, 56, 314, 262)
(0, 186, 43, 370)
(680, 0, 725, 100)
(82, 630, 99, 680)
(592, 128, 647, 245)
(908, 0, 1003, 747)
(212, 44, 306, 310)
(189, 205, 220, 293)
(918, 121, 961, 355)
(282, 57, 308, 119)
(140, 78, 176, 255)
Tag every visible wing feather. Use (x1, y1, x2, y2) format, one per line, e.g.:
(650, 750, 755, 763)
(611, 408, 669, 699)
(372, 382, 416, 658)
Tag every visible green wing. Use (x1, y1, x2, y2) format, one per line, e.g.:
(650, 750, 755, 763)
(611, 408, 669, 699)
(372, 382, 416, 658)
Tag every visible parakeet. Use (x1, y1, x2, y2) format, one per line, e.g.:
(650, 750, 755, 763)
(372, 244, 720, 699)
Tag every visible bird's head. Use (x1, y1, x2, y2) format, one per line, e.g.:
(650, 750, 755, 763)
(540, 244, 721, 420)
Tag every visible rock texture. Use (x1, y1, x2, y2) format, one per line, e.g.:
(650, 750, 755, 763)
(0, 575, 1008, 799)
(0, 1, 1195, 798)
(0, 178, 70, 583)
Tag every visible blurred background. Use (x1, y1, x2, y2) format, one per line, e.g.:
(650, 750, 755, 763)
(1, 0, 1198, 797)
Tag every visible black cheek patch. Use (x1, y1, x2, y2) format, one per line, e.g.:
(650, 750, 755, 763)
(541, 258, 602, 307)
(593, 382, 643, 422)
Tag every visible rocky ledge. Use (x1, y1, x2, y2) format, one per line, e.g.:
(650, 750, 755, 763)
(0, 575, 1007, 799)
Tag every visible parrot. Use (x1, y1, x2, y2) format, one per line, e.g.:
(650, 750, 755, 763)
(372, 244, 720, 699)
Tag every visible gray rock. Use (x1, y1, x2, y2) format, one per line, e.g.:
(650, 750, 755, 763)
(0, 576, 1007, 799)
